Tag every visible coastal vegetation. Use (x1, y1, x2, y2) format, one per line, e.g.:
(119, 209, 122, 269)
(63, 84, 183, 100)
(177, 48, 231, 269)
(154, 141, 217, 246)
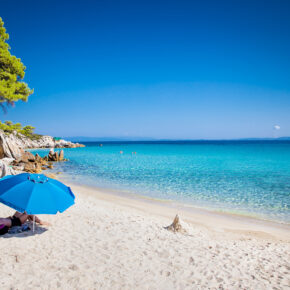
(0, 120, 41, 140)
(0, 17, 33, 109)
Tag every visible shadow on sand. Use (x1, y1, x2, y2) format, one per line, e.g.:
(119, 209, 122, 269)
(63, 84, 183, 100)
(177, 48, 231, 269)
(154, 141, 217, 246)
(1, 224, 48, 239)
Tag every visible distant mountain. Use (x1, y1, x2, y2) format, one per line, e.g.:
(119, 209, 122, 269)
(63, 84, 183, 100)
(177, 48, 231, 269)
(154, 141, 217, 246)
(238, 137, 290, 141)
(62, 136, 290, 142)
(63, 136, 157, 142)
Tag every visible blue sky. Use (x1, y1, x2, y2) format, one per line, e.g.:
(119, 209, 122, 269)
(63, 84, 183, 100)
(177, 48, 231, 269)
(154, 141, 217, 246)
(1, 0, 290, 139)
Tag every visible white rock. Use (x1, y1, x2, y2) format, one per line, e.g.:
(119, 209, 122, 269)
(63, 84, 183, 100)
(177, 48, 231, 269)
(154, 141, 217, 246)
(0, 131, 22, 159)
(0, 160, 20, 178)
(1, 158, 14, 165)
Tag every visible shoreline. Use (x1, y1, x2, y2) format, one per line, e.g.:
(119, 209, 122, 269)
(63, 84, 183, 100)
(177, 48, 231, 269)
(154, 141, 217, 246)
(63, 178, 290, 242)
(54, 174, 290, 227)
(30, 143, 290, 226)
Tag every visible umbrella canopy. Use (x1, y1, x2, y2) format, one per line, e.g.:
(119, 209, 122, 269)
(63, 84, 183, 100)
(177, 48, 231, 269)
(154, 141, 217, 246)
(0, 173, 75, 214)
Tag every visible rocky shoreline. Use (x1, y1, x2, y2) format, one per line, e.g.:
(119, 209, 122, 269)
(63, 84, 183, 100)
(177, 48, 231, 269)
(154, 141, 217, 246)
(0, 130, 84, 177)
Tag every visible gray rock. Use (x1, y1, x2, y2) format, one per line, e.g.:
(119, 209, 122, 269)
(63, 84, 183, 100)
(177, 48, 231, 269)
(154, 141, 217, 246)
(0, 131, 22, 159)
(0, 159, 20, 178)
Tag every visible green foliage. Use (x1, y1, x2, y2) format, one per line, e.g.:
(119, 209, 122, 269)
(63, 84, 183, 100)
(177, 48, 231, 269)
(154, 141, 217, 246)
(0, 120, 42, 140)
(0, 17, 33, 108)
(21, 125, 35, 136)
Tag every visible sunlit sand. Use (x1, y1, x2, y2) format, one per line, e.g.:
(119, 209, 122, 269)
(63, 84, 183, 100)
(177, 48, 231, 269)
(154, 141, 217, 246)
(1, 181, 289, 289)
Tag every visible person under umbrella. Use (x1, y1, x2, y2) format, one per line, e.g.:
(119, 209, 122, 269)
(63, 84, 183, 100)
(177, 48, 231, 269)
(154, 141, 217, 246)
(0, 211, 50, 236)
(0, 173, 75, 234)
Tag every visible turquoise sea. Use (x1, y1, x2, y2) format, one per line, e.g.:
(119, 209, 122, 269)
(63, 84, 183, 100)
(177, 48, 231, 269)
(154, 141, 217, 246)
(32, 141, 290, 223)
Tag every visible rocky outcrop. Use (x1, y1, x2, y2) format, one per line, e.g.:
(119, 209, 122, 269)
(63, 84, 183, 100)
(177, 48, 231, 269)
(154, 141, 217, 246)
(48, 149, 59, 161)
(0, 130, 85, 157)
(46, 149, 67, 162)
(11, 149, 67, 174)
(0, 129, 83, 177)
(0, 131, 55, 151)
(54, 139, 85, 148)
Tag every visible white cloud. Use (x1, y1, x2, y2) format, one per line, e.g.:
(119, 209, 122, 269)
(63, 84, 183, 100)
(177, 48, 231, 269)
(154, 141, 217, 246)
(273, 125, 281, 130)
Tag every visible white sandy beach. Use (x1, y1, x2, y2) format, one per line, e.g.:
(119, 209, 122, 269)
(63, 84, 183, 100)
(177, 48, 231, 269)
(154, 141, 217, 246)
(1, 181, 290, 289)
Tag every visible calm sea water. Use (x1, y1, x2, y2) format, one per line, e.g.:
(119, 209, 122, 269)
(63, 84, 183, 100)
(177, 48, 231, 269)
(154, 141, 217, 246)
(32, 141, 290, 223)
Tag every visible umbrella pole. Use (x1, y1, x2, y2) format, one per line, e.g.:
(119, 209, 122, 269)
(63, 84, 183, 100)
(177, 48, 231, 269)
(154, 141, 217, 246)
(33, 215, 35, 233)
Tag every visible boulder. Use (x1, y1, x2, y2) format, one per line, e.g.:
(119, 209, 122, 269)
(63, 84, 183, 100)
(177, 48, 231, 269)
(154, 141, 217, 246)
(0, 130, 22, 159)
(5, 132, 24, 159)
(47, 150, 59, 161)
(54, 152, 59, 161)
(35, 153, 42, 163)
(59, 150, 64, 161)
(48, 149, 54, 161)
(24, 162, 36, 173)
(21, 161, 43, 174)
(35, 162, 42, 173)
(21, 151, 36, 162)
(12, 151, 36, 165)
(34, 153, 47, 165)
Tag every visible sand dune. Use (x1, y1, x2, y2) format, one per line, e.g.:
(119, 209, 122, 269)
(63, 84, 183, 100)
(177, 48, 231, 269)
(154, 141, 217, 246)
(1, 182, 289, 289)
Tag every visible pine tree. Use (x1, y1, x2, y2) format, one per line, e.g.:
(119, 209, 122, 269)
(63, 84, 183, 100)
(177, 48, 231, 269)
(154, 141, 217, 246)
(0, 17, 33, 109)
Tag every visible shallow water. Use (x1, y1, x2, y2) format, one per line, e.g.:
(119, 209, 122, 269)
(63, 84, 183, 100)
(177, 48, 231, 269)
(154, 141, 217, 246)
(32, 141, 290, 223)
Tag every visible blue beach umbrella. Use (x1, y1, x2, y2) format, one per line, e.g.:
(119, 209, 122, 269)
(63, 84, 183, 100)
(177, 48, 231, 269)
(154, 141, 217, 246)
(0, 173, 75, 231)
